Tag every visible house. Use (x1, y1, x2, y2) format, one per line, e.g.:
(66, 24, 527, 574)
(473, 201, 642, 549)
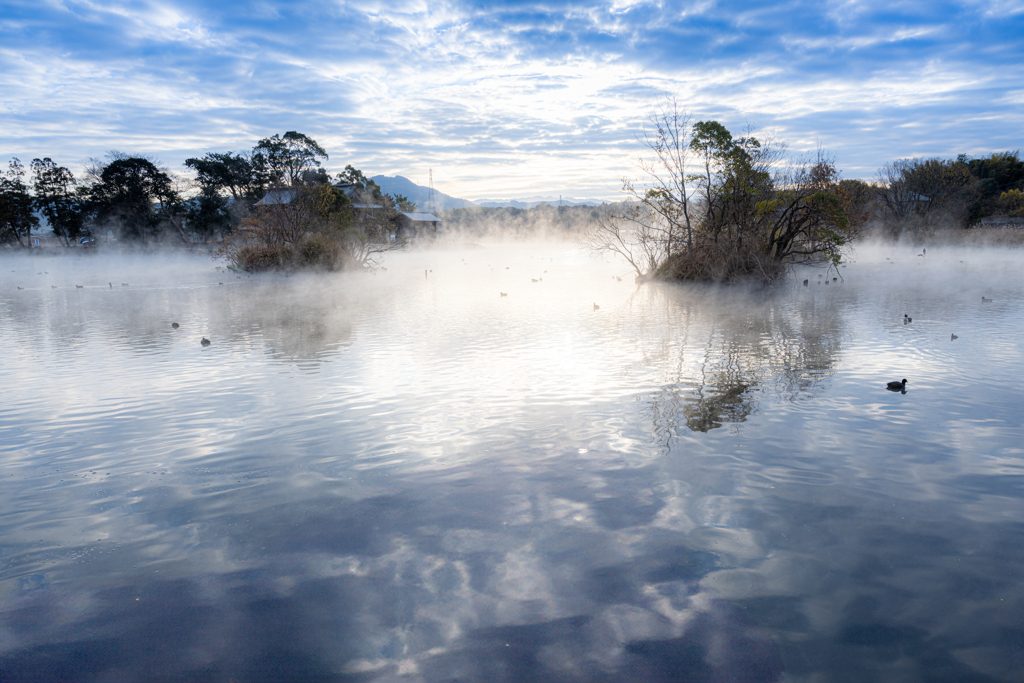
(251, 184, 436, 238)
(332, 183, 384, 210)
(253, 188, 300, 206)
(394, 212, 441, 239)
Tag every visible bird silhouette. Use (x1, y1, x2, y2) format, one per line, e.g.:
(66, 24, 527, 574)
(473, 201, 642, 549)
(951, 333, 958, 341)
(886, 379, 908, 392)
(171, 322, 179, 329)
(593, 303, 600, 311)
(500, 292, 507, 297)
(201, 338, 211, 346)
(904, 314, 912, 324)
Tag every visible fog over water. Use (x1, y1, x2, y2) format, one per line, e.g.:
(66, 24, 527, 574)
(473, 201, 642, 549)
(1, 242, 1023, 682)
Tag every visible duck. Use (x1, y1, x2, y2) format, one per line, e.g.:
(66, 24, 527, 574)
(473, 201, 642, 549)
(802, 279, 808, 286)
(981, 297, 992, 303)
(886, 379, 908, 392)
(499, 292, 507, 297)
(904, 314, 912, 324)
(593, 303, 600, 311)
(75, 285, 83, 289)
(201, 337, 211, 346)
(951, 333, 958, 341)
(171, 322, 179, 329)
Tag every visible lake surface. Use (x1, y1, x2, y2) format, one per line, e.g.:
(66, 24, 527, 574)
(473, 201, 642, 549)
(2, 242, 1023, 682)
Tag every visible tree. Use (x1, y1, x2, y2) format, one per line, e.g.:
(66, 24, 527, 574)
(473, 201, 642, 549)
(184, 192, 232, 239)
(390, 194, 417, 212)
(31, 158, 85, 246)
(966, 151, 1024, 220)
(87, 157, 182, 243)
(253, 132, 328, 186)
(998, 189, 1024, 217)
(584, 99, 695, 276)
(587, 106, 852, 282)
(0, 159, 38, 246)
(877, 157, 978, 232)
(184, 151, 269, 203)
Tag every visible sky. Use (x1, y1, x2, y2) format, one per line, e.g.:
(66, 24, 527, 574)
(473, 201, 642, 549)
(1, 1, 1022, 201)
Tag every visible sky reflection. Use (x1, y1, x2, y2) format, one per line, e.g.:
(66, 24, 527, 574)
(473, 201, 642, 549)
(2, 244, 1024, 681)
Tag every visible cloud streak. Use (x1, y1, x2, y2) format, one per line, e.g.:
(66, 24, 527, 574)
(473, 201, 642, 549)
(1, 0, 1021, 199)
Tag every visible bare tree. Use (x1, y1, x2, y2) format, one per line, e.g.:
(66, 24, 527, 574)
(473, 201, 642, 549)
(583, 99, 695, 277)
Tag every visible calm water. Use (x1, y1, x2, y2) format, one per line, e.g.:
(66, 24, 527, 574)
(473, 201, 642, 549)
(2, 242, 1023, 682)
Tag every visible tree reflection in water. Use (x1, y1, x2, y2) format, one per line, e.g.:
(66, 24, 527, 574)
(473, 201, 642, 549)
(629, 283, 844, 445)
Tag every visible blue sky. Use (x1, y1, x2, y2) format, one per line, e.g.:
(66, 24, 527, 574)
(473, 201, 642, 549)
(1, 0, 1022, 200)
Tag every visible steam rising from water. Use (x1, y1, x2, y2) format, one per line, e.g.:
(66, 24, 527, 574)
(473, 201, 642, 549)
(2, 241, 1023, 682)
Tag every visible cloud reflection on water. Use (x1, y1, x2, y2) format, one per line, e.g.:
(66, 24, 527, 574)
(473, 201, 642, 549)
(2, 244, 1024, 681)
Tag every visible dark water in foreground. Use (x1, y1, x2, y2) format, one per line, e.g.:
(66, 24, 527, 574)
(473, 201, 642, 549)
(1, 243, 1023, 682)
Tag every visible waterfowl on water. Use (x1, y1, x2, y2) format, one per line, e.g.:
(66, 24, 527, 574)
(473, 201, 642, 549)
(593, 303, 600, 311)
(951, 333, 958, 341)
(803, 279, 808, 286)
(76, 285, 83, 289)
(500, 292, 507, 297)
(887, 379, 908, 392)
(201, 337, 211, 346)
(904, 314, 912, 324)
(171, 322, 179, 329)
(982, 297, 992, 303)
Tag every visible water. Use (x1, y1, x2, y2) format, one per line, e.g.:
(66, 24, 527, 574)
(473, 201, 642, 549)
(1, 243, 1023, 682)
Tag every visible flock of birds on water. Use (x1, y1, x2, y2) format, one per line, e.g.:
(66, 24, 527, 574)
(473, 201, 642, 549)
(8, 251, 1003, 392)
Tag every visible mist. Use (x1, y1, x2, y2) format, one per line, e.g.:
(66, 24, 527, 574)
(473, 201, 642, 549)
(2, 238, 1024, 682)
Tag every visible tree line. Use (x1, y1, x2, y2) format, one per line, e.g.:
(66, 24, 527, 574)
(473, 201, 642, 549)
(0, 131, 419, 258)
(586, 100, 1024, 282)
(844, 152, 1024, 236)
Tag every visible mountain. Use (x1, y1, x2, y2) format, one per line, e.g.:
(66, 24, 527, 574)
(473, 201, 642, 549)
(472, 196, 606, 209)
(369, 175, 477, 212)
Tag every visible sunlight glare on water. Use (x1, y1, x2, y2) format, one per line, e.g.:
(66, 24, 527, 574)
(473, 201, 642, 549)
(1, 242, 1023, 682)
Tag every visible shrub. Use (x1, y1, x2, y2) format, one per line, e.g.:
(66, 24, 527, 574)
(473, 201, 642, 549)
(232, 242, 292, 271)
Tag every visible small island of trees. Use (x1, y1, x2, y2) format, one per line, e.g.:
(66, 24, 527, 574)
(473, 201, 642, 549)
(585, 101, 1024, 282)
(0, 131, 423, 271)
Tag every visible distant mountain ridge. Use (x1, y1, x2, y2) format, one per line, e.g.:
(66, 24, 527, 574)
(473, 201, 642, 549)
(369, 175, 477, 212)
(369, 175, 609, 211)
